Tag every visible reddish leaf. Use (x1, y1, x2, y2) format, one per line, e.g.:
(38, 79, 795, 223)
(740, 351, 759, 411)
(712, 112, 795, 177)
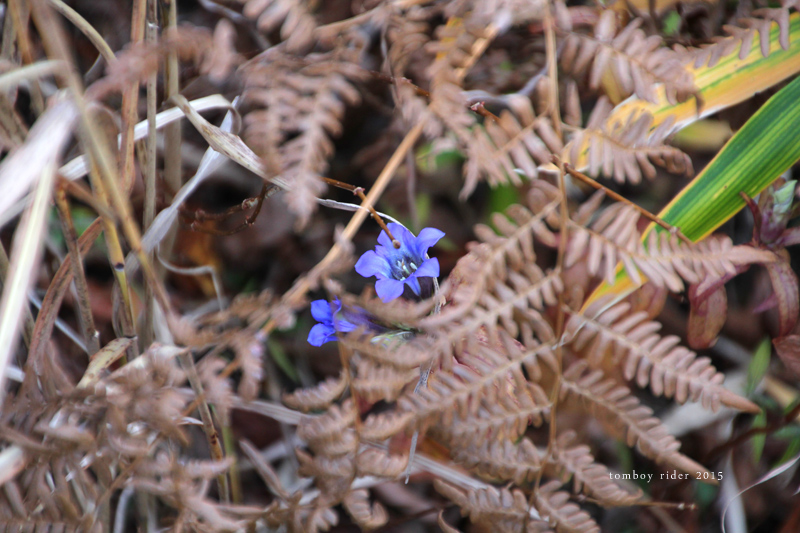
(766, 260, 800, 337)
(773, 335, 800, 378)
(688, 284, 727, 349)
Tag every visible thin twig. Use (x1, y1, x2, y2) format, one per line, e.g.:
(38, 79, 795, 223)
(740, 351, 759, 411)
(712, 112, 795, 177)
(558, 159, 693, 245)
(323, 177, 400, 248)
(140, 0, 158, 348)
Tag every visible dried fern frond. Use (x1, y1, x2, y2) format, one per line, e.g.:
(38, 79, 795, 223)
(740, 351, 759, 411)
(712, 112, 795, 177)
(240, 0, 317, 52)
(561, 360, 722, 476)
(463, 97, 563, 197)
(343, 489, 389, 530)
(351, 358, 417, 403)
(409, 184, 562, 367)
(297, 399, 359, 456)
(551, 431, 643, 506)
(690, 7, 795, 68)
(242, 49, 368, 225)
(560, 10, 696, 104)
(283, 370, 348, 412)
(447, 381, 551, 441)
(533, 480, 601, 533)
(434, 480, 554, 533)
(565, 204, 776, 291)
(394, 333, 556, 435)
(386, 4, 435, 75)
(566, 303, 758, 412)
(567, 98, 692, 184)
(448, 436, 544, 484)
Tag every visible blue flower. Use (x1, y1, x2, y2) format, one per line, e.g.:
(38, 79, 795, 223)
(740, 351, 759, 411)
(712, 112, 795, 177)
(355, 223, 445, 302)
(307, 298, 357, 346)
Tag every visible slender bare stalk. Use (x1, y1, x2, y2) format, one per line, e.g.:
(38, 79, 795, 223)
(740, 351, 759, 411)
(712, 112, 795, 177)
(7, 0, 45, 114)
(164, 0, 182, 204)
(139, 0, 159, 348)
(0, 240, 34, 350)
(177, 349, 231, 502)
(31, 0, 173, 332)
(558, 159, 693, 245)
(54, 184, 100, 355)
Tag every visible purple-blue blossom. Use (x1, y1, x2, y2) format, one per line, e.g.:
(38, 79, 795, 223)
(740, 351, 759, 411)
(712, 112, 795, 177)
(355, 223, 444, 303)
(307, 298, 357, 346)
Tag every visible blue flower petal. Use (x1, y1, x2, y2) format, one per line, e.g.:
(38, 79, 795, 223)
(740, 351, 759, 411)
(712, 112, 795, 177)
(310, 299, 335, 322)
(375, 278, 405, 302)
(335, 317, 358, 333)
(414, 227, 445, 256)
(355, 250, 391, 278)
(413, 257, 439, 278)
(405, 275, 422, 296)
(308, 323, 335, 346)
(380, 223, 413, 249)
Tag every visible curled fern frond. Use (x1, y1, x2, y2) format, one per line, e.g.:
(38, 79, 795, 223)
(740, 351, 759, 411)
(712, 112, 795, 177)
(560, 10, 696, 104)
(297, 400, 358, 455)
(565, 303, 759, 412)
(568, 98, 692, 184)
(356, 448, 409, 479)
(283, 370, 348, 412)
(343, 489, 389, 530)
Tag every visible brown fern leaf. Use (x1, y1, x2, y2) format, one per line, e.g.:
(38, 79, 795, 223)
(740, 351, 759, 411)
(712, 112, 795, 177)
(351, 358, 417, 403)
(242, 50, 367, 226)
(297, 448, 355, 479)
(283, 370, 348, 412)
(561, 360, 715, 475)
(565, 204, 776, 291)
(442, 182, 561, 313)
(690, 9, 794, 68)
(560, 10, 696, 104)
(240, 0, 317, 53)
(396, 333, 556, 434)
(297, 399, 359, 455)
(448, 436, 544, 484)
(340, 330, 431, 370)
(552, 431, 643, 506)
(567, 98, 692, 184)
(343, 489, 389, 530)
(566, 303, 758, 412)
(360, 410, 415, 442)
(463, 98, 563, 197)
(434, 480, 555, 533)
(356, 448, 409, 478)
(534, 480, 601, 533)
(386, 5, 434, 76)
(447, 381, 551, 441)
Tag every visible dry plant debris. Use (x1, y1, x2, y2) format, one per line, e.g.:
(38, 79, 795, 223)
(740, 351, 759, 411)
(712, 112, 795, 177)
(1, 0, 800, 532)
